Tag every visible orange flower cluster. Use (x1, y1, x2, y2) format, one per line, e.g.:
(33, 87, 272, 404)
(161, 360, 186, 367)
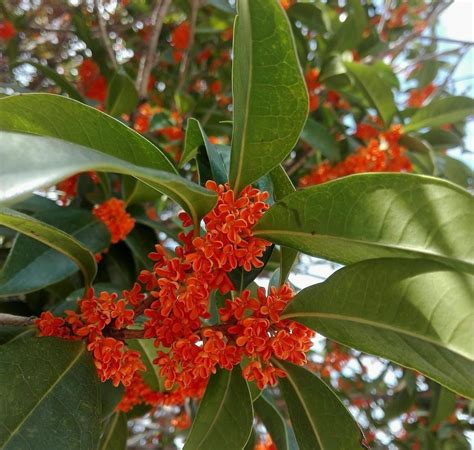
(319, 344, 351, 377)
(0, 20, 15, 40)
(171, 21, 191, 63)
(299, 125, 412, 187)
(56, 171, 99, 205)
(36, 289, 145, 387)
(407, 83, 436, 108)
(254, 434, 277, 450)
(78, 59, 108, 102)
(93, 198, 135, 244)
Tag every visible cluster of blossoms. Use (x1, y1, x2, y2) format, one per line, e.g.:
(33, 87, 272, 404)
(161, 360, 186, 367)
(36, 289, 145, 387)
(36, 181, 315, 416)
(93, 197, 135, 244)
(299, 124, 412, 187)
(305, 68, 350, 113)
(170, 21, 191, 63)
(78, 59, 108, 103)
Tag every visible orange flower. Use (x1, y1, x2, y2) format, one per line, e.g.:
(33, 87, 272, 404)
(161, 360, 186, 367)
(407, 83, 436, 108)
(56, 171, 99, 205)
(93, 198, 135, 244)
(78, 59, 108, 102)
(171, 21, 190, 50)
(0, 20, 16, 40)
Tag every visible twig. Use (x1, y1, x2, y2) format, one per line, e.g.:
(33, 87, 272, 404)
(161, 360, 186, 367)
(175, 0, 200, 99)
(436, 44, 470, 95)
(393, 47, 466, 74)
(419, 35, 474, 46)
(95, 0, 118, 69)
(376, 0, 393, 35)
(0, 313, 36, 327)
(286, 147, 315, 176)
(136, 0, 173, 99)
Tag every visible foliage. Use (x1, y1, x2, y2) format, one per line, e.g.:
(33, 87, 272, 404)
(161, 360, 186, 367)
(0, 0, 473, 449)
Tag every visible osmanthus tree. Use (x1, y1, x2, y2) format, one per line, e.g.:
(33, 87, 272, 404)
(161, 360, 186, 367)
(0, 0, 473, 449)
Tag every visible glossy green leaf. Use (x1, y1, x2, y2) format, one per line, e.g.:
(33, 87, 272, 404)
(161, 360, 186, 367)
(12, 61, 84, 101)
(282, 259, 474, 398)
(0, 93, 176, 202)
(346, 62, 397, 126)
(254, 394, 289, 450)
(404, 96, 474, 132)
(436, 155, 473, 189)
(0, 337, 102, 449)
(275, 360, 364, 450)
(269, 165, 298, 284)
(0, 207, 101, 296)
(100, 380, 125, 421)
(300, 118, 340, 162)
(420, 129, 463, 150)
(254, 173, 474, 273)
(0, 131, 216, 229)
(127, 339, 164, 392)
(99, 413, 128, 450)
(183, 367, 253, 450)
(229, 0, 308, 192)
(106, 71, 138, 116)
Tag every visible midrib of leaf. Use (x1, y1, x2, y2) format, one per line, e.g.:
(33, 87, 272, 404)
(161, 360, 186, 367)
(193, 370, 232, 449)
(273, 359, 324, 449)
(99, 413, 119, 450)
(252, 229, 474, 271)
(280, 311, 472, 361)
(1, 345, 86, 448)
(232, 5, 253, 194)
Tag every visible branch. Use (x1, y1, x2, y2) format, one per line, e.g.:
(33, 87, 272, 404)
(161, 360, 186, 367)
(0, 313, 36, 327)
(394, 47, 467, 74)
(136, 0, 173, 99)
(436, 44, 470, 95)
(95, 0, 118, 69)
(419, 35, 474, 46)
(175, 0, 201, 99)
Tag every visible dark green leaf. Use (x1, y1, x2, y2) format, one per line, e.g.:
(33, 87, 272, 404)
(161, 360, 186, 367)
(229, 0, 308, 192)
(254, 394, 289, 450)
(254, 173, 474, 273)
(106, 71, 138, 116)
(346, 62, 397, 126)
(0, 131, 216, 230)
(276, 360, 364, 449)
(99, 413, 128, 450)
(300, 118, 340, 162)
(420, 129, 463, 150)
(183, 367, 253, 450)
(436, 155, 473, 189)
(282, 259, 474, 398)
(0, 337, 102, 449)
(0, 207, 102, 296)
(404, 96, 474, 132)
(429, 384, 457, 425)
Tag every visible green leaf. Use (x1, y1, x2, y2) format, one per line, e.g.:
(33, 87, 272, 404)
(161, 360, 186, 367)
(0, 93, 176, 203)
(326, 0, 367, 53)
(229, 0, 308, 192)
(420, 129, 463, 150)
(12, 61, 84, 102)
(0, 131, 216, 230)
(346, 62, 397, 126)
(125, 224, 156, 271)
(300, 118, 340, 162)
(429, 384, 457, 425)
(180, 118, 229, 184)
(183, 367, 253, 450)
(404, 96, 474, 132)
(106, 71, 138, 116)
(436, 155, 473, 189)
(254, 173, 474, 274)
(127, 339, 164, 392)
(0, 207, 101, 295)
(269, 166, 298, 284)
(100, 380, 125, 421)
(99, 413, 128, 450)
(0, 337, 102, 449)
(282, 259, 474, 398)
(254, 394, 289, 450)
(275, 360, 364, 450)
